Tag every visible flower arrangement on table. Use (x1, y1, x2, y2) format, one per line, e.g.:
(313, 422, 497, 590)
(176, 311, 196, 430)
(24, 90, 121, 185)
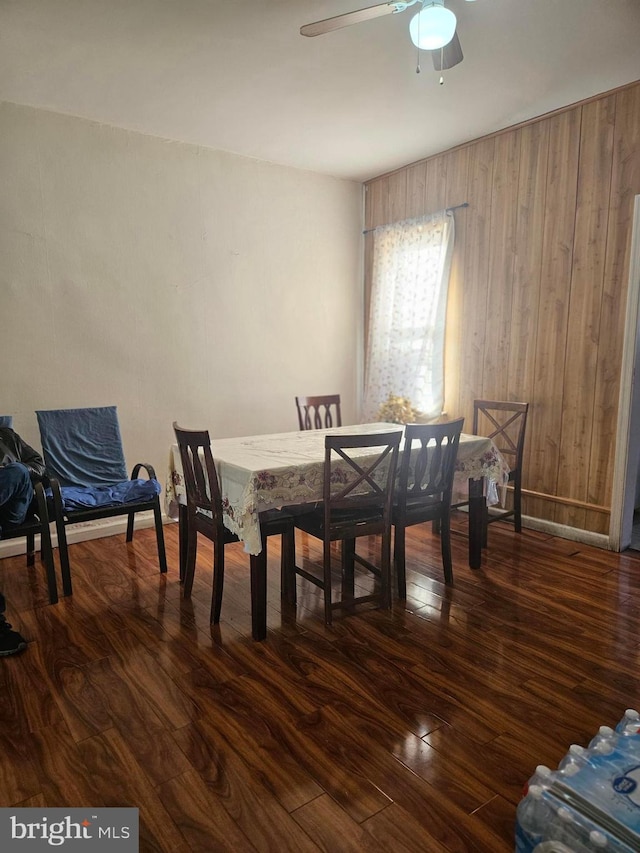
(375, 394, 421, 425)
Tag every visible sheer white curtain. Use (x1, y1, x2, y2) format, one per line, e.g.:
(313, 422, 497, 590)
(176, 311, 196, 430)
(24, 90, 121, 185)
(363, 210, 455, 421)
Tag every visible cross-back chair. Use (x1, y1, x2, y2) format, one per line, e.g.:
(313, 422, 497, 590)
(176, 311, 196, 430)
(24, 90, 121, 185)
(393, 418, 464, 596)
(473, 400, 529, 538)
(296, 395, 342, 431)
(173, 423, 295, 625)
(283, 430, 402, 625)
(36, 406, 166, 596)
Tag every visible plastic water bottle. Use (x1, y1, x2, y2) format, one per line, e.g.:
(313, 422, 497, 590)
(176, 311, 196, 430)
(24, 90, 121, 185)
(558, 744, 589, 776)
(615, 709, 640, 735)
(589, 726, 617, 751)
(547, 805, 586, 850)
(588, 723, 640, 762)
(589, 726, 616, 749)
(588, 830, 608, 849)
(610, 710, 640, 758)
(525, 764, 554, 793)
(516, 785, 554, 852)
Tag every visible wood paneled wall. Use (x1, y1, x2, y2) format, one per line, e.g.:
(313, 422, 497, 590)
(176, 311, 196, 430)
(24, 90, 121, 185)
(365, 81, 640, 535)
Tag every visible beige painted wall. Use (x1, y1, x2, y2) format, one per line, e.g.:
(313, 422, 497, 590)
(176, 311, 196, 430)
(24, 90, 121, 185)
(0, 102, 363, 486)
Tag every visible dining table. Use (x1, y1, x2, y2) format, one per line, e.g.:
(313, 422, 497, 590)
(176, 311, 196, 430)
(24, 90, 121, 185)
(165, 422, 510, 639)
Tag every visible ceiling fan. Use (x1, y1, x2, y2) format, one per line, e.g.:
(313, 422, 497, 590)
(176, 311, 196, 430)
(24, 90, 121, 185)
(301, 0, 477, 71)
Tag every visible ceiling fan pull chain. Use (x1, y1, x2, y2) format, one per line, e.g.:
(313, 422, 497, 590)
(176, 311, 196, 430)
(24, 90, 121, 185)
(439, 46, 445, 84)
(416, 46, 421, 73)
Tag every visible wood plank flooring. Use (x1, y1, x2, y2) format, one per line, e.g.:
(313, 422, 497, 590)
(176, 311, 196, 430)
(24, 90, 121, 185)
(2, 517, 640, 852)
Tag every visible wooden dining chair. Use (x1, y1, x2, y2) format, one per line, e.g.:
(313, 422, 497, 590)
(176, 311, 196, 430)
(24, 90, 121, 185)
(283, 430, 402, 625)
(173, 423, 295, 625)
(393, 418, 464, 597)
(295, 395, 342, 430)
(473, 400, 529, 538)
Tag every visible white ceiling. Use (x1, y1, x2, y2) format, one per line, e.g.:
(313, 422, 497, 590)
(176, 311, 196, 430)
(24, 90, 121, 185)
(1, 0, 639, 181)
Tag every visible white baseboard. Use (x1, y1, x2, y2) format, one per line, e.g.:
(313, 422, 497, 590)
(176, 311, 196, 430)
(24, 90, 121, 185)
(455, 506, 611, 550)
(495, 511, 610, 551)
(0, 512, 173, 559)
(1, 509, 611, 560)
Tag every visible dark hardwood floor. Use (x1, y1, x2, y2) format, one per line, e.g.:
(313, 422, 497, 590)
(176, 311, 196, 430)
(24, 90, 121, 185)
(2, 517, 640, 852)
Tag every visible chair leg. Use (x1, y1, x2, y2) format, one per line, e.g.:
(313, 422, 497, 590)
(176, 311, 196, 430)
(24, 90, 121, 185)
(250, 545, 268, 641)
(153, 501, 168, 573)
(394, 525, 407, 599)
(126, 511, 135, 542)
(440, 513, 454, 585)
(513, 475, 522, 533)
(182, 522, 198, 598)
(342, 538, 355, 601)
(323, 540, 333, 626)
(35, 484, 58, 604)
(52, 486, 72, 596)
(57, 524, 72, 597)
(40, 523, 58, 605)
(482, 502, 488, 548)
(381, 529, 392, 611)
(281, 527, 297, 606)
(210, 538, 226, 624)
(26, 531, 36, 567)
(178, 505, 187, 582)
(127, 502, 167, 573)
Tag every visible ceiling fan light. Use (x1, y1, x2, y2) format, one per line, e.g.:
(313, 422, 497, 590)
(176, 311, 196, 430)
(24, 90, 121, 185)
(409, 5, 457, 51)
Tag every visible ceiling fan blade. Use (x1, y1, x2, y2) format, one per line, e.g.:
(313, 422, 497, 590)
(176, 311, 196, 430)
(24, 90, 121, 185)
(301, 3, 399, 37)
(430, 30, 463, 70)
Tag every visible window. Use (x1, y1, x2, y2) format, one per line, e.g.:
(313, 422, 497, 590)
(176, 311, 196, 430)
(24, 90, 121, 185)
(363, 210, 455, 421)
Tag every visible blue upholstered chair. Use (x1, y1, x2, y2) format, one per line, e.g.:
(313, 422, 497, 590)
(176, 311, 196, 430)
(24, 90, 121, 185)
(36, 406, 167, 595)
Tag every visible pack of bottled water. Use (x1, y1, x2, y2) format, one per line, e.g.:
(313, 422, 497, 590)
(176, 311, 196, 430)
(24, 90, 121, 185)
(515, 709, 640, 852)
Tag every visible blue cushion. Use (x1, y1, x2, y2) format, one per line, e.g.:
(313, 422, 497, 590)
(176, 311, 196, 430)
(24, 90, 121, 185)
(36, 406, 127, 488)
(51, 478, 161, 511)
(0, 415, 13, 428)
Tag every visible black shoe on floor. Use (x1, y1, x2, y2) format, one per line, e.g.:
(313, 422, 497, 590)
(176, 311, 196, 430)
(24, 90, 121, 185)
(0, 619, 27, 656)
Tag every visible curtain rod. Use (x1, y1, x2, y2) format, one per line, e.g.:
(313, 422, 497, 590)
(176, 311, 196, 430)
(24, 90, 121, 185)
(362, 201, 469, 235)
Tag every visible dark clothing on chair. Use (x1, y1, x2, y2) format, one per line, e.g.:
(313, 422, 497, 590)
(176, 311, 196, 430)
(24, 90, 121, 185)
(0, 428, 46, 481)
(0, 428, 46, 535)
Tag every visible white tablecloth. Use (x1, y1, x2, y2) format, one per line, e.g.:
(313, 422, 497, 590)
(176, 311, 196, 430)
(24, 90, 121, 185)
(165, 423, 509, 555)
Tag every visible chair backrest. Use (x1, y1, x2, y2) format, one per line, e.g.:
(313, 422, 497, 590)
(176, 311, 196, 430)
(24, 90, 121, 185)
(396, 418, 465, 514)
(0, 415, 13, 428)
(173, 423, 225, 525)
(473, 400, 529, 472)
(296, 395, 342, 431)
(36, 406, 127, 487)
(323, 431, 402, 525)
